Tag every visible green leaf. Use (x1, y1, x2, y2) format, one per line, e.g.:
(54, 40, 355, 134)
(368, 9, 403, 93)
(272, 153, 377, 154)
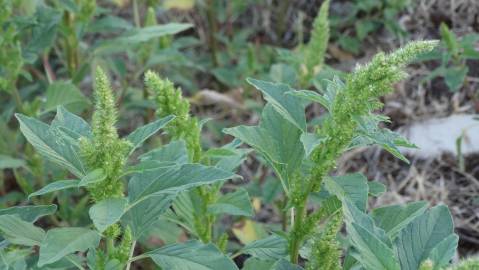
(126, 115, 175, 155)
(28, 180, 80, 198)
(242, 258, 275, 270)
(395, 205, 457, 270)
(371, 201, 428, 239)
(351, 114, 415, 163)
(123, 160, 177, 176)
(349, 223, 400, 270)
(271, 259, 303, 270)
(128, 164, 238, 204)
(343, 200, 400, 270)
(145, 240, 239, 270)
(367, 181, 386, 197)
(15, 114, 86, 177)
(205, 140, 251, 172)
(139, 140, 189, 164)
(224, 105, 304, 192)
(0, 155, 25, 170)
(247, 78, 306, 131)
(324, 173, 369, 212)
(444, 66, 468, 92)
(95, 23, 192, 54)
(51, 106, 92, 140)
(89, 198, 128, 233)
(78, 169, 107, 187)
(0, 215, 45, 246)
(122, 194, 175, 240)
(428, 234, 459, 269)
(300, 132, 326, 157)
(0, 249, 30, 270)
(207, 188, 253, 217)
(38, 228, 101, 267)
(286, 90, 328, 108)
(23, 6, 61, 63)
(44, 81, 89, 113)
(240, 235, 288, 260)
(0, 205, 57, 222)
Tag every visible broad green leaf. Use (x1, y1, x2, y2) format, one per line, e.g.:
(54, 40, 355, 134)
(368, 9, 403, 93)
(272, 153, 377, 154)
(139, 140, 189, 164)
(428, 234, 459, 269)
(89, 198, 128, 233)
(371, 201, 428, 239)
(128, 164, 238, 204)
(351, 114, 415, 163)
(0, 215, 45, 246)
(444, 66, 468, 92)
(145, 240, 239, 270)
(38, 228, 100, 267)
(95, 23, 192, 54)
(123, 160, 177, 176)
(126, 115, 175, 155)
(51, 106, 92, 140)
(23, 6, 61, 63)
(269, 63, 297, 85)
(0, 249, 30, 270)
(0, 155, 25, 170)
(78, 169, 107, 187)
(271, 259, 303, 270)
(44, 81, 89, 113)
(224, 105, 304, 192)
(169, 192, 199, 236)
(300, 132, 326, 157)
(0, 205, 57, 222)
(324, 173, 369, 211)
(28, 180, 79, 198)
(206, 139, 251, 172)
(395, 205, 457, 270)
(343, 200, 400, 270)
(242, 258, 275, 270)
(122, 194, 176, 239)
(247, 78, 306, 131)
(87, 15, 133, 33)
(286, 90, 328, 108)
(15, 114, 86, 177)
(348, 223, 400, 270)
(367, 181, 386, 197)
(207, 188, 253, 217)
(240, 235, 288, 260)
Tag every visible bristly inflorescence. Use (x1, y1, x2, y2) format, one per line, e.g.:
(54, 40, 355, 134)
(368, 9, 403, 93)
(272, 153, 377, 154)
(0, 1, 22, 92)
(309, 40, 438, 189)
(145, 70, 202, 162)
(80, 67, 130, 202)
(301, 0, 330, 87)
(306, 212, 342, 270)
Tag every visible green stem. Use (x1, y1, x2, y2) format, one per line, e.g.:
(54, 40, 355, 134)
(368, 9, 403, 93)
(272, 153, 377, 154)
(206, 0, 219, 67)
(11, 84, 24, 113)
(289, 202, 306, 264)
(132, 0, 140, 27)
(125, 241, 136, 270)
(106, 237, 115, 257)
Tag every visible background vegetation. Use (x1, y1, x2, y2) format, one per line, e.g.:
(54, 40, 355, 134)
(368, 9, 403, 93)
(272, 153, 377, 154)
(1, 0, 479, 269)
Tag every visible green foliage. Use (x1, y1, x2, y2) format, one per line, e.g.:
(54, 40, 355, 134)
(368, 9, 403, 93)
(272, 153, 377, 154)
(80, 68, 131, 202)
(146, 70, 202, 162)
(0, 1, 471, 269)
(228, 40, 450, 268)
(331, 0, 410, 54)
(419, 23, 479, 92)
(301, 0, 330, 87)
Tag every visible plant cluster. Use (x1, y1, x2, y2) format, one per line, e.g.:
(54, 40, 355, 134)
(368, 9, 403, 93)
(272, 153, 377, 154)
(1, 1, 478, 270)
(330, 0, 410, 55)
(419, 23, 479, 92)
